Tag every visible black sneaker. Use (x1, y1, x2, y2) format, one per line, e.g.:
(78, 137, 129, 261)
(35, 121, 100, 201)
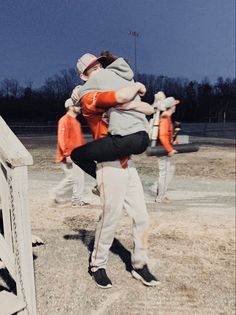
(92, 268, 112, 289)
(131, 264, 159, 286)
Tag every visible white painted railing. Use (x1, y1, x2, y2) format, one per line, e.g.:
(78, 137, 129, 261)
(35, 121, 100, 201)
(0, 116, 36, 315)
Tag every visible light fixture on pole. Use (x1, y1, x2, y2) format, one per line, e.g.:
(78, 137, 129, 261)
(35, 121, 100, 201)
(128, 31, 139, 77)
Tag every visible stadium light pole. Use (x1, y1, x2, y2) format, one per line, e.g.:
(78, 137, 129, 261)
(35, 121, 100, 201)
(128, 31, 139, 77)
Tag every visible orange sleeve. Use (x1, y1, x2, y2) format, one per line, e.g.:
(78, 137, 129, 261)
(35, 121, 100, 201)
(81, 92, 104, 115)
(95, 91, 117, 108)
(81, 91, 117, 111)
(81, 92, 109, 139)
(158, 117, 174, 153)
(58, 117, 70, 157)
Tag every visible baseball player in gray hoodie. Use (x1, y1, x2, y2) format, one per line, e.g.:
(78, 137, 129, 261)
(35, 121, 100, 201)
(71, 52, 153, 179)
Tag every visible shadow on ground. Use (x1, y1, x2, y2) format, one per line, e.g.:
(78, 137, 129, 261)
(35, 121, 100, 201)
(64, 231, 133, 272)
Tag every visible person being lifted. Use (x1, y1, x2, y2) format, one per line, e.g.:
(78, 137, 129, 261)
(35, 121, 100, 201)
(71, 52, 154, 180)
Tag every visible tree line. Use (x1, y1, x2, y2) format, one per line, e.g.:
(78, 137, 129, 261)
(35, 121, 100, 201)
(0, 68, 235, 124)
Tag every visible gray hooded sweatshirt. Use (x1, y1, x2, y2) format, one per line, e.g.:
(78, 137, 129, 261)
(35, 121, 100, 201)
(78, 58, 149, 136)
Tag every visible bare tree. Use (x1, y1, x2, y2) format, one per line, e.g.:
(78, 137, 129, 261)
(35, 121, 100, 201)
(1, 79, 21, 97)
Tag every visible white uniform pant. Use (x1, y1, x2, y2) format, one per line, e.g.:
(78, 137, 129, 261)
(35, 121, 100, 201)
(90, 160, 149, 272)
(156, 156, 175, 201)
(52, 161, 85, 202)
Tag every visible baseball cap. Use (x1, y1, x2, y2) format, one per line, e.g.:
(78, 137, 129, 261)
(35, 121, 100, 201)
(76, 53, 107, 74)
(155, 91, 166, 101)
(64, 98, 74, 108)
(164, 97, 180, 108)
(156, 97, 180, 111)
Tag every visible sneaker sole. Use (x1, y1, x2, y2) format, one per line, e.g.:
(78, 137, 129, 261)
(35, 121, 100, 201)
(92, 276, 112, 289)
(131, 270, 160, 287)
(95, 282, 112, 289)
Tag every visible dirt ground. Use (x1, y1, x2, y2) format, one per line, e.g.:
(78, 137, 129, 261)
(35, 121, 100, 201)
(1, 137, 235, 315)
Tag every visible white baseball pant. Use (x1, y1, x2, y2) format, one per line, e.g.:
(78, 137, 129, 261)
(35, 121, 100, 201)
(90, 160, 149, 272)
(51, 161, 85, 202)
(156, 156, 175, 202)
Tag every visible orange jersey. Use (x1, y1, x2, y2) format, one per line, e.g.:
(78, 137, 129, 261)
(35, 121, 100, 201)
(80, 91, 117, 139)
(158, 115, 174, 153)
(56, 113, 86, 162)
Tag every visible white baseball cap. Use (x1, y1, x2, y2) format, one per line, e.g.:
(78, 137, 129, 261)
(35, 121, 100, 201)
(64, 98, 74, 108)
(76, 53, 106, 74)
(156, 97, 180, 111)
(154, 91, 166, 102)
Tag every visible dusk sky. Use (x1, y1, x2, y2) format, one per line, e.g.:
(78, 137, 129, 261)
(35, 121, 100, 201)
(0, 0, 235, 88)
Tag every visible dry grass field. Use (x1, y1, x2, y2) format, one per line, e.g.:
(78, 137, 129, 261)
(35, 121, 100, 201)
(1, 136, 235, 315)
